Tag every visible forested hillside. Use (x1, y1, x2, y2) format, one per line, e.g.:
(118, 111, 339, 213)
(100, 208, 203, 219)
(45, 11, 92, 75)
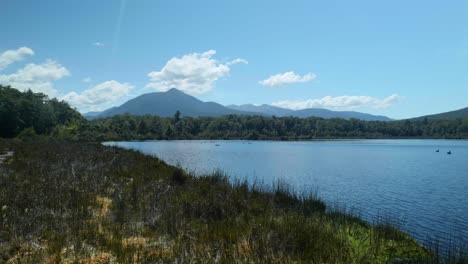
(0, 85, 83, 138)
(413, 107, 468, 121)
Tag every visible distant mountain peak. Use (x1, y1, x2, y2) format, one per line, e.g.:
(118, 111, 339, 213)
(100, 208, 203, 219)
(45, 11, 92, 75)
(166, 88, 184, 93)
(93, 88, 256, 118)
(89, 89, 393, 121)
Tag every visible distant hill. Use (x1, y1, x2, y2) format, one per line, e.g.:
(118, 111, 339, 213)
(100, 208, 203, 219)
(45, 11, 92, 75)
(94, 88, 255, 118)
(83, 111, 101, 119)
(412, 107, 468, 121)
(227, 104, 294, 116)
(294, 108, 392, 121)
(227, 104, 392, 121)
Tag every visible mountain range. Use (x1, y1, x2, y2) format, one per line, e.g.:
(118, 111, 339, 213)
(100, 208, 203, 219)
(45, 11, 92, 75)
(88, 89, 256, 118)
(84, 88, 468, 121)
(227, 104, 392, 121)
(85, 88, 393, 121)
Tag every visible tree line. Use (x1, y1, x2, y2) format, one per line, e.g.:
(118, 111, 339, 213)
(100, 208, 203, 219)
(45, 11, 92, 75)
(79, 112, 468, 141)
(1, 86, 468, 140)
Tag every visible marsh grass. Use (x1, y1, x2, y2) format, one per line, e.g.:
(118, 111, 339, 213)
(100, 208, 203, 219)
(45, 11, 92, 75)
(425, 238, 468, 264)
(0, 140, 464, 263)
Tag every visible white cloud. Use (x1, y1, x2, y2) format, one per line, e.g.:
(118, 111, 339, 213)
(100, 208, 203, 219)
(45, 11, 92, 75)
(227, 58, 248, 66)
(93, 42, 105, 47)
(272, 94, 401, 110)
(145, 50, 247, 95)
(83, 77, 92, 83)
(0, 47, 34, 71)
(259, 71, 316, 87)
(0, 60, 70, 96)
(61, 80, 134, 112)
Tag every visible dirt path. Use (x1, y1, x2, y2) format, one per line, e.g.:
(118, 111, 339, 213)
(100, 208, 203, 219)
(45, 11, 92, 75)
(0, 151, 14, 165)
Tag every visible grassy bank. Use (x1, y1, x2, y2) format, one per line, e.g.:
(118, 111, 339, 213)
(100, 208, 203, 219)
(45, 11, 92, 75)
(0, 140, 459, 263)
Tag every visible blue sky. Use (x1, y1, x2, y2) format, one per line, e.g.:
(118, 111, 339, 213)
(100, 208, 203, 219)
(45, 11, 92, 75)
(1, 0, 467, 118)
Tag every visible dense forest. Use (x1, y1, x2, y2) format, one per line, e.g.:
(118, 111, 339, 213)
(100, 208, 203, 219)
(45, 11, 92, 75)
(80, 113, 468, 141)
(0, 85, 83, 138)
(1, 86, 468, 141)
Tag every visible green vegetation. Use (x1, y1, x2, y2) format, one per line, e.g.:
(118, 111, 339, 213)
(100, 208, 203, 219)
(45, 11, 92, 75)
(1, 87, 467, 263)
(0, 140, 436, 263)
(80, 113, 468, 141)
(2, 86, 468, 141)
(0, 85, 84, 139)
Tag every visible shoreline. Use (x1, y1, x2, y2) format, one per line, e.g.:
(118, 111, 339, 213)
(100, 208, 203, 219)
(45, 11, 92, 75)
(94, 136, 468, 143)
(1, 139, 453, 263)
(102, 138, 468, 143)
(104, 139, 468, 249)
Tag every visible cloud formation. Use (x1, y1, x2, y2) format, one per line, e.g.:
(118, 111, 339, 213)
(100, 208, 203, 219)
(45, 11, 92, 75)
(259, 71, 316, 87)
(227, 58, 248, 66)
(0, 60, 70, 96)
(272, 94, 401, 110)
(145, 50, 247, 94)
(0, 47, 34, 71)
(61, 80, 134, 112)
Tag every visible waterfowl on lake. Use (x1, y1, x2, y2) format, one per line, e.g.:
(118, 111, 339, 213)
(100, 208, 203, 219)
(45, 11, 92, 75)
(436, 149, 439, 152)
(215, 144, 220, 146)
(447, 150, 452, 155)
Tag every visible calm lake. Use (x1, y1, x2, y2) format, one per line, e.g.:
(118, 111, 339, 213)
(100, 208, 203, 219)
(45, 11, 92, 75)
(104, 140, 468, 247)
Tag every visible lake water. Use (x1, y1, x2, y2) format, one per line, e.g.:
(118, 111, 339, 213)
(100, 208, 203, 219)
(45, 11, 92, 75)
(104, 140, 468, 247)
